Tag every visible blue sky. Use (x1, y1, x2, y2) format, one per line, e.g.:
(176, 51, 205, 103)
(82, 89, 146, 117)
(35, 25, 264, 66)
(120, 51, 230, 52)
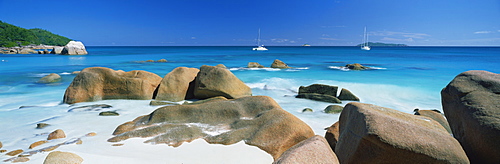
(1, 0, 499, 46)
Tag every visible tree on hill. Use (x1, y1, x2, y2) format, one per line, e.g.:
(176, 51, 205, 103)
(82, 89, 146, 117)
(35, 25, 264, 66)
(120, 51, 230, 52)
(0, 21, 71, 47)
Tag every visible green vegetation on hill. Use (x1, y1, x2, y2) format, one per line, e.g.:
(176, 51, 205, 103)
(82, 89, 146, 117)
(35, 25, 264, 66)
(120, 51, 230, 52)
(356, 42, 408, 47)
(0, 21, 71, 47)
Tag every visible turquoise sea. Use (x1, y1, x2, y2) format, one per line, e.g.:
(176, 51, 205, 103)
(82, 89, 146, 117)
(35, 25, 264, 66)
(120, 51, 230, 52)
(0, 46, 499, 155)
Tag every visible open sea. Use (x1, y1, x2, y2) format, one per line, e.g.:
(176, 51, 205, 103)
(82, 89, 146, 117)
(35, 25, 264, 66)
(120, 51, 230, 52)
(0, 46, 499, 162)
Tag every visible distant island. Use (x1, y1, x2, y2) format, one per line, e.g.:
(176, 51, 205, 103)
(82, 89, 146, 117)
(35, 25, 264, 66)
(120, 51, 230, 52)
(356, 42, 408, 47)
(0, 21, 71, 47)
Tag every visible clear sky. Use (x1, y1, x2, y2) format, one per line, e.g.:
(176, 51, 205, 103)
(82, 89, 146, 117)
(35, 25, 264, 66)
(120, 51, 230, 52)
(1, 0, 499, 46)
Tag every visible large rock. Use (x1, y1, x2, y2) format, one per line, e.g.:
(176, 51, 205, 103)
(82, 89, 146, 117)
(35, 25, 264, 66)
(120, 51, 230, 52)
(273, 135, 340, 164)
(38, 73, 61, 83)
(50, 46, 64, 54)
(270, 59, 291, 69)
(414, 109, 452, 134)
(61, 41, 88, 55)
(43, 151, 83, 164)
(108, 96, 314, 160)
(324, 121, 340, 151)
(193, 65, 252, 99)
(336, 102, 469, 163)
(296, 84, 341, 103)
(324, 105, 344, 114)
(154, 67, 200, 102)
(441, 70, 500, 163)
(337, 88, 360, 101)
(63, 67, 162, 104)
(298, 84, 338, 97)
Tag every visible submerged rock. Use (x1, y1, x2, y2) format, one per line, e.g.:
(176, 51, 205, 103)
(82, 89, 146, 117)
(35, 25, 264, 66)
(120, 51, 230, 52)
(37, 73, 61, 83)
(36, 123, 50, 129)
(441, 70, 500, 163)
(99, 111, 119, 116)
(108, 96, 314, 160)
(324, 105, 343, 114)
(302, 108, 313, 112)
(68, 104, 112, 112)
(63, 67, 162, 104)
(6, 149, 23, 156)
(336, 102, 469, 163)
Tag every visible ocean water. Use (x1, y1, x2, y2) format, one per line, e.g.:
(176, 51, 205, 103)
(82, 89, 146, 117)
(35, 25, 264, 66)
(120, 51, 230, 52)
(0, 46, 499, 162)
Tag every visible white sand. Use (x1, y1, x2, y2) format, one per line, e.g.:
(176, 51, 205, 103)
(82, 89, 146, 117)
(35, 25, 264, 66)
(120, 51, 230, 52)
(0, 100, 273, 163)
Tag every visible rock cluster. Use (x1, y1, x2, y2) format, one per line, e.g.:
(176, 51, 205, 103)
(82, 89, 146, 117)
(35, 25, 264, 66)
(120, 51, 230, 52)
(63, 65, 251, 104)
(247, 59, 291, 69)
(295, 84, 359, 103)
(63, 67, 162, 104)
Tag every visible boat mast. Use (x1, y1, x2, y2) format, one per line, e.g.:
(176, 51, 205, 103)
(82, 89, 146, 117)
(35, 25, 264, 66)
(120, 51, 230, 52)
(363, 27, 367, 47)
(257, 28, 261, 47)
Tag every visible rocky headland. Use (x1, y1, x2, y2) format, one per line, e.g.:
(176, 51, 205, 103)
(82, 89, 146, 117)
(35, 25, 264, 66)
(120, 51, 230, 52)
(1, 41, 88, 55)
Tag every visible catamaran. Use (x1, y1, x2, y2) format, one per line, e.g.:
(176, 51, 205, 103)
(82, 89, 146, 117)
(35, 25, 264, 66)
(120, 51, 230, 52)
(252, 28, 268, 51)
(361, 27, 371, 51)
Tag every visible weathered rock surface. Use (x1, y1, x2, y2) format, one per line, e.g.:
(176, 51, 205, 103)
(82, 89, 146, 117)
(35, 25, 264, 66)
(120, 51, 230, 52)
(298, 84, 338, 97)
(345, 63, 367, 70)
(441, 70, 500, 163)
(43, 151, 83, 164)
(48, 129, 66, 140)
(108, 96, 314, 160)
(273, 135, 340, 164)
(30, 140, 49, 149)
(38, 73, 61, 83)
(337, 88, 360, 101)
(324, 105, 344, 114)
(154, 67, 199, 102)
(324, 121, 340, 151)
(193, 65, 252, 99)
(248, 62, 265, 68)
(63, 67, 162, 104)
(18, 48, 37, 54)
(6, 149, 23, 156)
(336, 102, 469, 163)
(99, 111, 119, 116)
(270, 59, 291, 69)
(296, 93, 341, 103)
(50, 46, 64, 54)
(61, 41, 88, 55)
(414, 109, 452, 134)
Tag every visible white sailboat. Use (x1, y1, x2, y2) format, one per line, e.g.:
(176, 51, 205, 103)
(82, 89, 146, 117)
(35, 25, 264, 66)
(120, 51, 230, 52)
(361, 27, 371, 51)
(252, 28, 268, 51)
